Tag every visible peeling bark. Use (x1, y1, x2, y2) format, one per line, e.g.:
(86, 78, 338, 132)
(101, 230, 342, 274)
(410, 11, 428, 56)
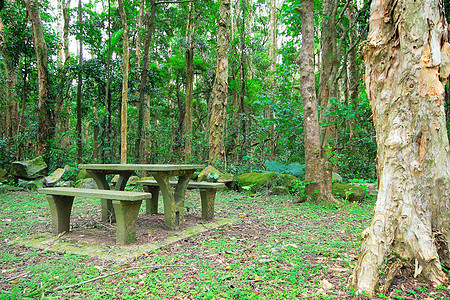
(118, 0, 129, 164)
(351, 0, 450, 295)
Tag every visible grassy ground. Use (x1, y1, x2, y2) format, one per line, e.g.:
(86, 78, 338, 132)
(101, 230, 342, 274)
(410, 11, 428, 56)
(0, 189, 449, 299)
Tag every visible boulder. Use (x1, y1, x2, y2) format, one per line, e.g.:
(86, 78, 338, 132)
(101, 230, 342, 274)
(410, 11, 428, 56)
(0, 169, 8, 181)
(198, 165, 223, 182)
(236, 172, 278, 193)
(11, 156, 47, 180)
(332, 183, 366, 202)
(75, 178, 98, 189)
(218, 173, 234, 189)
(271, 186, 290, 195)
(55, 180, 75, 187)
(75, 169, 92, 183)
(111, 175, 140, 185)
(44, 168, 66, 187)
(276, 174, 299, 192)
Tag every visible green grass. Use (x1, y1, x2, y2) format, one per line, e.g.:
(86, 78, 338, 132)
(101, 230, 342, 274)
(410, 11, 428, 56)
(0, 190, 448, 299)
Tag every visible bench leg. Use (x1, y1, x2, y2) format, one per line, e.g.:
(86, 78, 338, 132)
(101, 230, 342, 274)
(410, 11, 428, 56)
(112, 200, 142, 245)
(143, 186, 160, 214)
(47, 195, 74, 234)
(199, 189, 216, 221)
(101, 199, 116, 223)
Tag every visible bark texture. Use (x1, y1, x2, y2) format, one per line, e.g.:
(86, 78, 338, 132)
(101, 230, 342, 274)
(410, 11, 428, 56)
(351, 0, 450, 295)
(295, 2, 322, 203)
(118, 0, 129, 164)
(24, 0, 53, 157)
(208, 0, 230, 166)
(184, 2, 195, 163)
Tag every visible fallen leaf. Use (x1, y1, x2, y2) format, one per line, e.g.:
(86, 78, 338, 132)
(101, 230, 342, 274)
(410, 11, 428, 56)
(254, 275, 261, 282)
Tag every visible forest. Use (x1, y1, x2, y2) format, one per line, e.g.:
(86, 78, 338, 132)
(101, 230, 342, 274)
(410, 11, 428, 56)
(2, 0, 450, 298)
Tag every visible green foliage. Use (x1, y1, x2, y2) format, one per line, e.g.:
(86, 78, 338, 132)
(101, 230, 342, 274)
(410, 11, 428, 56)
(264, 160, 305, 179)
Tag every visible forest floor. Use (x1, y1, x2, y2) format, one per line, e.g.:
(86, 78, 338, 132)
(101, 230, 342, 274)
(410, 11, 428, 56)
(0, 189, 449, 299)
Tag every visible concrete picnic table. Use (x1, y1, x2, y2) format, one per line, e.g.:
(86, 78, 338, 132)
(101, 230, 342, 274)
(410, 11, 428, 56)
(78, 164, 205, 230)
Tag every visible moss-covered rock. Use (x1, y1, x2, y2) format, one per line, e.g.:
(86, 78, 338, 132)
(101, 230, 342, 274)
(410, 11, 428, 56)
(75, 169, 92, 183)
(11, 156, 47, 179)
(276, 174, 299, 192)
(218, 173, 235, 189)
(198, 165, 223, 182)
(111, 175, 140, 185)
(0, 169, 8, 181)
(332, 183, 366, 202)
(75, 178, 98, 189)
(236, 172, 278, 193)
(271, 186, 290, 195)
(44, 168, 66, 187)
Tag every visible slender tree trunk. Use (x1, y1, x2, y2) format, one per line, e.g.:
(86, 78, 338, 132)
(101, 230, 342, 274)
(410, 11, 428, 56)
(351, 0, 450, 294)
(347, 0, 359, 141)
(231, 0, 241, 164)
(184, 2, 195, 163)
(118, 0, 129, 164)
(295, 2, 322, 203)
(137, 0, 156, 164)
(24, 0, 54, 158)
(103, 0, 112, 162)
(267, 0, 277, 160)
(208, 0, 230, 167)
(75, 0, 83, 164)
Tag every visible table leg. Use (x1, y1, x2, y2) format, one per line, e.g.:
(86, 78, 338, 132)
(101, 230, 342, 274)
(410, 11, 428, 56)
(153, 171, 193, 230)
(87, 170, 134, 223)
(47, 195, 74, 234)
(199, 189, 216, 220)
(143, 185, 160, 214)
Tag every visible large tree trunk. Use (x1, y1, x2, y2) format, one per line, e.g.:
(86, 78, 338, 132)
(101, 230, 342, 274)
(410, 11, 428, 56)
(24, 0, 54, 158)
(118, 0, 129, 164)
(295, 2, 322, 204)
(184, 2, 195, 163)
(208, 0, 230, 166)
(267, 0, 277, 160)
(351, 0, 450, 295)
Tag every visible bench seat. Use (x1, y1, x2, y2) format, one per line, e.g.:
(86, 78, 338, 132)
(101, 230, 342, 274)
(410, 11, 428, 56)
(137, 180, 224, 221)
(39, 187, 151, 245)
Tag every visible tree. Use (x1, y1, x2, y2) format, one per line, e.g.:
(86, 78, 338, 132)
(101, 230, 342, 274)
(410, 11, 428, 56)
(295, 0, 322, 204)
(184, 1, 195, 163)
(351, 0, 450, 295)
(24, 0, 54, 158)
(75, 0, 83, 163)
(118, 0, 129, 164)
(208, 0, 230, 166)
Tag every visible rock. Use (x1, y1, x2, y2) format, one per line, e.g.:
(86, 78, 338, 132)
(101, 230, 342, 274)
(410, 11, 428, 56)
(276, 174, 299, 192)
(55, 180, 74, 187)
(44, 168, 66, 187)
(271, 186, 289, 195)
(332, 172, 343, 182)
(75, 169, 92, 183)
(332, 183, 366, 202)
(198, 165, 223, 182)
(236, 172, 278, 193)
(18, 178, 44, 191)
(0, 169, 8, 181)
(111, 175, 140, 185)
(218, 173, 234, 189)
(11, 156, 47, 180)
(75, 178, 98, 189)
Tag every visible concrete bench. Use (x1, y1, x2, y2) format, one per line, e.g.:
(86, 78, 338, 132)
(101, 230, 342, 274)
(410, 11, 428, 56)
(137, 180, 225, 221)
(39, 187, 151, 245)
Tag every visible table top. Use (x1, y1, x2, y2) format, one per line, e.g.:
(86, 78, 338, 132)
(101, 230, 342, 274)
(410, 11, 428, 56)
(78, 164, 205, 172)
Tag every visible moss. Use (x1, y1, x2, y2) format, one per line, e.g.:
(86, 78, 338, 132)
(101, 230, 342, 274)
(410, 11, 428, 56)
(236, 172, 278, 193)
(75, 169, 92, 183)
(332, 183, 366, 202)
(198, 165, 223, 182)
(277, 174, 299, 191)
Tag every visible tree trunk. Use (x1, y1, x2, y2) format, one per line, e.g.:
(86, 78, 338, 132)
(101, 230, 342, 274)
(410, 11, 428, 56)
(137, 0, 156, 164)
(316, 0, 340, 204)
(346, 0, 359, 141)
(24, 0, 54, 158)
(76, 0, 83, 164)
(267, 0, 277, 160)
(295, 2, 322, 204)
(184, 2, 195, 164)
(351, 0, 450, 295)
(208, 0, 230, 167)
(103, 0, 112, 162)
(118, 0, 129, 164)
